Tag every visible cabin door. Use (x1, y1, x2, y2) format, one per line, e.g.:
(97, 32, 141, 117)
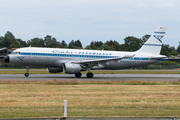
(27, 47, 33, 59)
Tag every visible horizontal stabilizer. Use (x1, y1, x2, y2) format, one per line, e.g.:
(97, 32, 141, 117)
(149, 55, 168, 60)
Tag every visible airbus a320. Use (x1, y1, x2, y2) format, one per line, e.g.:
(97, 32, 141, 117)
(4, 26, 168, 78)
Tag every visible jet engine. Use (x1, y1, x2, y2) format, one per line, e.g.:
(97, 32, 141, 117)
(64, 63, 81, 74)
(47, 67, 63, 73)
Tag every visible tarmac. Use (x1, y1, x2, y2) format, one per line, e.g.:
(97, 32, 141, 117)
(0, 74, 180, 81)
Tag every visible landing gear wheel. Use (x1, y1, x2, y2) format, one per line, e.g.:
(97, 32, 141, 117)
(86, 73, 93, 78)
(25, 66, 30, 77)
(75, 72, 82, 78)
(25, 73, 29, 77)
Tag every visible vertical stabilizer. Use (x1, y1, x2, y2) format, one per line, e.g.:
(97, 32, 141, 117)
(137, 26, 166, 55)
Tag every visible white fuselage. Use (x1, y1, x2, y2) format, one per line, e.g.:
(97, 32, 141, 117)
(9, 47, 167, 70)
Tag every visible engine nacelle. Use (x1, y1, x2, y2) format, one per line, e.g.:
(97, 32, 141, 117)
(47, 67, 63, 73)
(64, 63, 81, 74)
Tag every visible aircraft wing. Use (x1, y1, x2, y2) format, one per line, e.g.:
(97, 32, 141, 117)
(72, 55, 135, 65)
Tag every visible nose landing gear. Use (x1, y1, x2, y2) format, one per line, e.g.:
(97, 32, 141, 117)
(25, 66, 30, 77)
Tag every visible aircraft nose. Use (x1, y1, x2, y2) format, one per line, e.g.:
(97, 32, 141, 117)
(4, 56, 9, 63)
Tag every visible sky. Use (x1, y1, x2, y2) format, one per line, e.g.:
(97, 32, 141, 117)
(0, 0, 180, 48)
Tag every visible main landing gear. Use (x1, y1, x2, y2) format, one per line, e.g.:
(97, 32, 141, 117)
(75, 72, 82, 78)
(74, 68, 94, 78)
(25, 66, 30, 77)
(86, 72, 93, 78)
(75, 72, 93, 78)
(86, 68, 93, 78)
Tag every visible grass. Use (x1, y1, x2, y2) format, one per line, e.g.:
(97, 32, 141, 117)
(0, 69, 180, 74)
(0, 80, 180, 118)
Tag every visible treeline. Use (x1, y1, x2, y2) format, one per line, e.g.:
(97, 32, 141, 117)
(0, 31, 180, 57)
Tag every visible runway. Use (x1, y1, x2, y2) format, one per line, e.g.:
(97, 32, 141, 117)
(0, 74, 180, 81)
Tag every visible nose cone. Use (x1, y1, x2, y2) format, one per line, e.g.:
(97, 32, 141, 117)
(4, 56, 9, 63)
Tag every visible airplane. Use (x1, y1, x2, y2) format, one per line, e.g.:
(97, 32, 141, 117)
(4, 26, 168, 78)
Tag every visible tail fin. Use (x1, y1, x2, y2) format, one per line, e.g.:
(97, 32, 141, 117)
(137, 26, 167, 55)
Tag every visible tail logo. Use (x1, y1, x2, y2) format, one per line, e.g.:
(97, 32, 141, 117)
(153, 35, 163, 43)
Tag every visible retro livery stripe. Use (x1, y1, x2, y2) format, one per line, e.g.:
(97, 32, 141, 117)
(143, 44, 162, 46)
(21, 52, 150, 61)
(154, 32, 165, 34)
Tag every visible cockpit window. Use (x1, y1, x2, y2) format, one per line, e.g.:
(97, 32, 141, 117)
(11, 51, 21, 55)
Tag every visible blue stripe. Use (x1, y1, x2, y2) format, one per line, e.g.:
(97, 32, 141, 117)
(21, 52, 117, 59)
(157, 58, 168, 61)
(154, 32, 165, 34)
(123, 57, 149, 61)
(144, 44, 162, 46)
(20, 52, 167, 62)
(21, 52, 149, 61)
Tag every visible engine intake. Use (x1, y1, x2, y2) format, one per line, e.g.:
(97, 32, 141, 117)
(64, 63, 81, 74)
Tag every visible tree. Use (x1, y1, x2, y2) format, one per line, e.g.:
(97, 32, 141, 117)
(163, 44, 171, 53)
(89, 41, 97, 49)
(170, 50, 178, 56)
(44, 35, 53, 47)
(3, 31, 15, 48)
(68, 40, 83, 49)
(85, 41, 103, 50)
(68, 40, 75, 48)
(168, 47, 175, 53)
(99, 43, 110, 50)
(119, 44, 129, 51)
(160, 44, 170, 56)
(61, 40, 68, 48)
(10, 39, 26, 48)
(27, 38, 44, 47)
(0, 37, 4, 48)
(44, 35, 61, 48)
(74, 40, 82, 48)
(105, 40, 121, 51)
(94, 41, 103, 49)
(109, 45, 116, 51)
(16, 39, 26, 47)
(56, 41, 61, 48)
(85, 45, 92, 49)
(123, 36, 143, 51)
(0, 31, 26, 48)
(177, 44, 180, 53)
(142, 34, 151, 43)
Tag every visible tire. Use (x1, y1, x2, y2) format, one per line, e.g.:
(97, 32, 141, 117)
(86, 73, 93, 78)
(75, 72, 82, 78)
(25, 73, 29, 77)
